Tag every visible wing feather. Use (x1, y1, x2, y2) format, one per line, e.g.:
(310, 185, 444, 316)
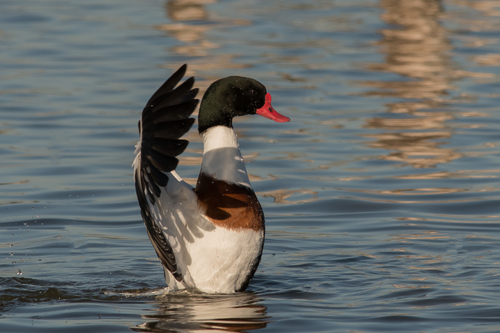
(134, 64, 199, 282)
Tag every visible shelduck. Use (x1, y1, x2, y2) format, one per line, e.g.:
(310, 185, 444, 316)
(133, 64, 289, 293)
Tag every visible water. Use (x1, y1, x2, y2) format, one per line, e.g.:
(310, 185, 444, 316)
(2, 0, 500, 332)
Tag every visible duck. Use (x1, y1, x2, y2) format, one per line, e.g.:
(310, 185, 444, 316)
(132, 64, 289, 293)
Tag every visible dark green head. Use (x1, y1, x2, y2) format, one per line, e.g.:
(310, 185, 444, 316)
(198, 76, 289, 133)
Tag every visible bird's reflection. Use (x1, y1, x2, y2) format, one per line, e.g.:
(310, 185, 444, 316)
(133, 291, 268, 332)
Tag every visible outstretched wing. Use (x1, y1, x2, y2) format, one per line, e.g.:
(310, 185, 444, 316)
(133, 64, 199, 282)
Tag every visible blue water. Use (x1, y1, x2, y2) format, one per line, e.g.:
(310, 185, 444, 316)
(2, 0, 500, 332)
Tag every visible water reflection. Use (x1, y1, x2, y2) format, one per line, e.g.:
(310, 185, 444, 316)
(261, 188, 318, 205)
(362, 0, 460, 169)
(133, 292, 268, 332)
(450, 0, 500, 70)
(160, 0, 216, 60)
(158, 0, 249, 78)
(166, 0, 215, 22)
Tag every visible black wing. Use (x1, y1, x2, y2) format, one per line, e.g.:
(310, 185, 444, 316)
(134, 64, 199, 282)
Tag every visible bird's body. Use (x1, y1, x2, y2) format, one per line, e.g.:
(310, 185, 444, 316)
(133, 65, 289, 293)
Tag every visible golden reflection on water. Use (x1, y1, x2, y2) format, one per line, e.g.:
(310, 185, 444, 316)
(362, 0, 500, 170)
(451, 0, 500, 73)
(260, 188, 318, 205)
(355, 1, 500, 275)
(452, 0, 500, 20)
(165, 0, 216, 22)
(362, 0, 460, 169)
(158, 0, 250, 81)
(394, 169, 499, 180)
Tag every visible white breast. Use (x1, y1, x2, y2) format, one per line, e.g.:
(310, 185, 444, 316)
(200, 126, 252, 188)
(165, 223, 264, 293)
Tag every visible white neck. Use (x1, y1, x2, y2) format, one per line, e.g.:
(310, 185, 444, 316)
(200, 126, 251, 188)
(202, 126, 239, 153)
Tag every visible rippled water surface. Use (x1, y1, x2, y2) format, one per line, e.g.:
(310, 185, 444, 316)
(2, 0, 500, 332)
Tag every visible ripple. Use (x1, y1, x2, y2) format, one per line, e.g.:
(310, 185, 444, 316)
(2, 0, 500, 332)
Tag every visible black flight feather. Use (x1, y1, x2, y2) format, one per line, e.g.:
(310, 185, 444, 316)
(150, 77, 196, 112)
(146, 64, 187, 106)
(134, 64, 199, 282)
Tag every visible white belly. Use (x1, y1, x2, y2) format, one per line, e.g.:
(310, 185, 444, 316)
(165, 224, 264, 293)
